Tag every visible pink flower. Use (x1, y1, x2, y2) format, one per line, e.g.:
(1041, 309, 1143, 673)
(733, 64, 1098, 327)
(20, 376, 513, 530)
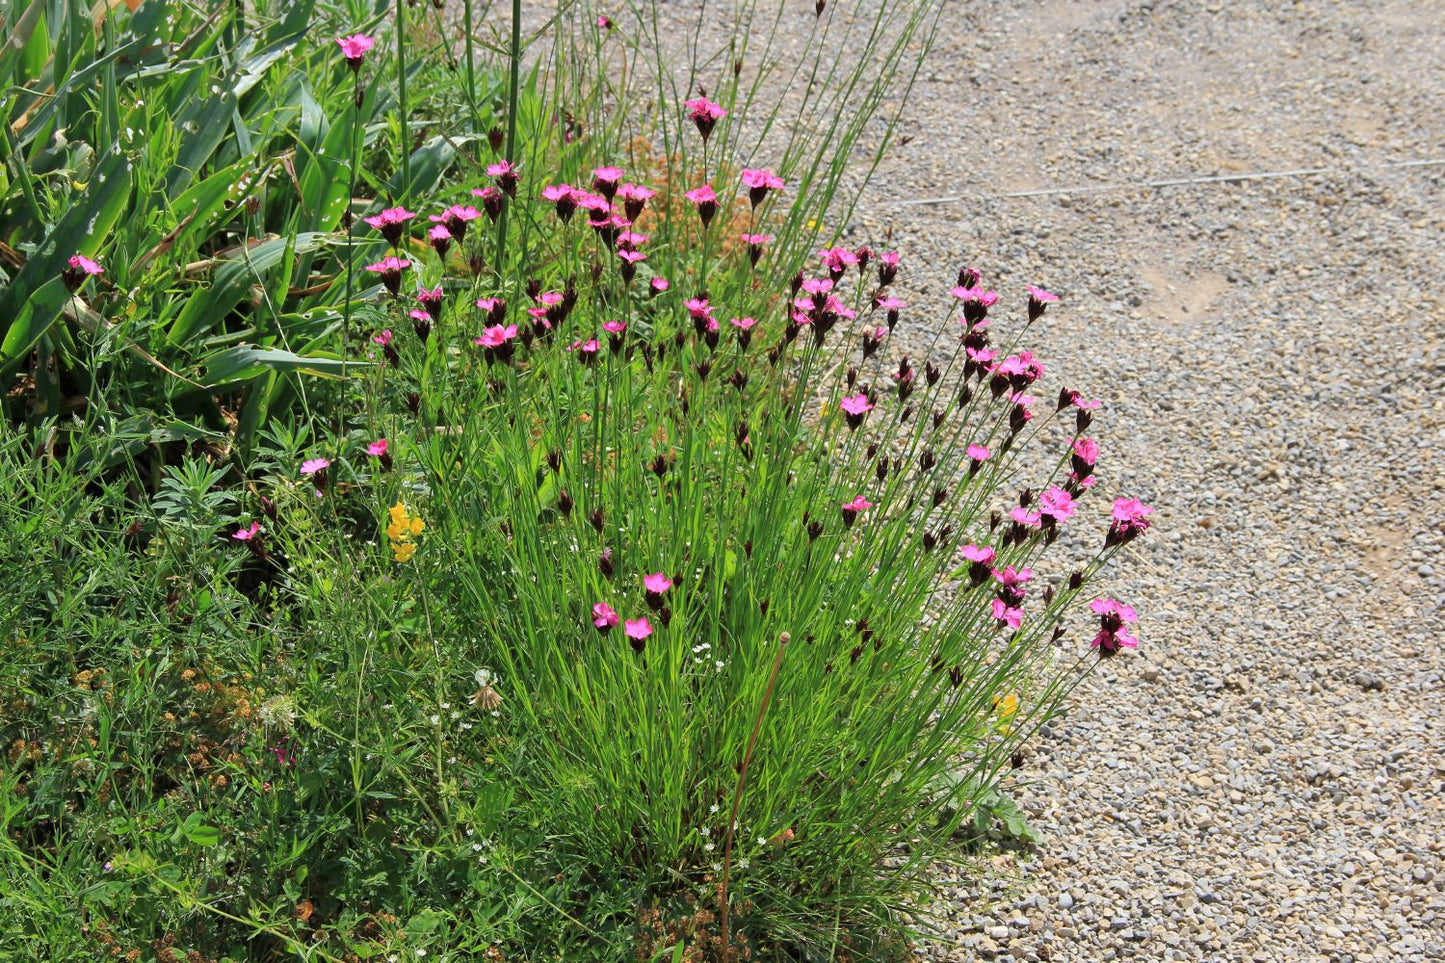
(1027, 285, 1058, 321)
(650, 277, 669, 294)
(372, 329, 394, 346)
(301, 457, 331, 476)
(684, 298, 713, 320)
(1009, 505, 1043, 528)
(1108, 497, 1154, 545)
(617, 248, 647, 264)
(840, 495, 873, 529)
(474, 324, 519, 348)
(1090, 598, 1139, 656)
(233, 521, 261, 541)
(367, 439, 389, 457)
(684, 97, 728, 140)
(596, 14, 613, 29)
(602, 320, 627, 335)
(363, 206, 416, 247)
(729, 316, 757, 330)
(991, 597, 1024, 630)
(684, 185, 719, 227)
(818, 247, 859, 278)
(643, 573, 673, 594)
(966, 444, 990, 462)
(364, 256, 411, 295)
(593, 602, 620, 632)
(800, 276, 834, 296)
(1038, 485, 1077, 525)
(840, 392, 874, 430)
(61, 254, 103, 291)
(952, 285, 1000, 325)
(68, 254, 103, 276)
(961, 544, 996, 565)
(992, 566, 1032, 589)
(616, 183, 656, 219)
(877, 250, 900, 286)
(472, 186, 504, 220)
(486, 160, 520, 196)
(592, 166, 625, 200)
(624, 618, 653, 651)
(1059, 388, 1103, 411)
(741, 168, 784, 206)
(427, 224, 452, 257)
(1073, 437, 1099, 466)
(617, 230, 650, 250)
(336, 33, 375, 67)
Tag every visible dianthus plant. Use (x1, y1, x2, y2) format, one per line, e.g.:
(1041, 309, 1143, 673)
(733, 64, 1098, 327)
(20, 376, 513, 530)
(308, 105, 1154, 955)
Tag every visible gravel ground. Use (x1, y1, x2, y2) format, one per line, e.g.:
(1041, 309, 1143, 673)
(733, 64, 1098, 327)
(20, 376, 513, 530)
(474, 1, 1445, 957)
(852, 2, 1445, 960)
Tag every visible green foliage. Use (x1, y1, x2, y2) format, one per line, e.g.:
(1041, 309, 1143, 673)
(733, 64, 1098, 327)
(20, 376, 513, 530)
(0, 1, 1156, 960)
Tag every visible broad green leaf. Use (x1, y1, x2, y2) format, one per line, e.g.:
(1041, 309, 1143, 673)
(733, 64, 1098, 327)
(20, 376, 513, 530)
(166, 232, 331, 346)
(196, 344, 370, 389)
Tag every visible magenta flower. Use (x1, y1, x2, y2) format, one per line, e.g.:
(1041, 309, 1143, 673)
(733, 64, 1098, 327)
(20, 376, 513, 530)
(336, 33, 375, 69)
(1038, 485, 1077, 525)
(1073, 437, 1098, 466)
(1107, 497, 1154, 546)
(1059, 388, 1103, 411)
(233, 521, 261, 541)
(740, 232, 774, 267)
(372, 329, 393, 346)
(432, 204, 482, 241)
(472, 186, 504, 220)
(474, 324, 519, 348)
(966, 444, 991, 462)
(683, 97, 728, 141)
(367, 439, 389, 457)
(624, 617, 653, 653)
(952, 285, 1000, 326)
(602, 320, 627, 335)
(1090, 598, 1139, 656)
(740, 168, 785, 207)
(684, 185, 719, 227)
(724, 316, 755, 330)
(593, 603, 620, 633)
(992, 565, 1032, 589)
(616, 247, 647, 282)
(990, 597, 1025, 630)
(840, 495, 873, 529)
(642, 573, 673, 594)
(417, 285, 444, 316)
(592, 166, 625, 200)
(1009, 505, 1043, 529)
(68, 254, 102, 275)
(475, 296, 507, 327)
(650, 277, 669, 294)
(616, 183, 656, 220)
(616, 230, 650, 250)
(877, 250, 900, 286)
(596, 14, 614, 29)
(1027, 285, 1058, 321)
(427, 224, 452, 258)
(61, 254, 103, 291)
(961, 544, 995, 564)
(839, 392, 874, 430)
(486, 160, 520, 197)
(364, 256, 411, 295)
(363, 207, 416, 247)
(683, 298, 712, 321)
(540, 183, 578, 222)
(301, 457, 331, 476)
(818, 247, 859, 279)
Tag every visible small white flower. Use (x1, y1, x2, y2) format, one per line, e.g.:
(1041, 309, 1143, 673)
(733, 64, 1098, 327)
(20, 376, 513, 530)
(709, 803, 719, 814)
(430, 714, 441, 725)
(704, 842, 715, 852)
(698, 827, 710, 838)
(738, 858, 750, 869)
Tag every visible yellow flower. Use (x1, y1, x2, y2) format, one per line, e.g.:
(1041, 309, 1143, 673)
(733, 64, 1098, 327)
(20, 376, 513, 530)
(992, 692, 1019, 722)
(385, 499, 423, 563)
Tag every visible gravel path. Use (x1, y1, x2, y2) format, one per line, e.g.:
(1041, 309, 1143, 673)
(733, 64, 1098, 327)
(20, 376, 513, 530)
(850, 2, 1445, 959)
(471, 1, 1444, 957)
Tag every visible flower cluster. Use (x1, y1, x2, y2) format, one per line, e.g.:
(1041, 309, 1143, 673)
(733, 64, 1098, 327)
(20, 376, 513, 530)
(386, 500, 425, 563)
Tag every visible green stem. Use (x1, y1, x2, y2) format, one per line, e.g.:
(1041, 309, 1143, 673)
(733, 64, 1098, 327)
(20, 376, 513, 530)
(396, 0, 410, 197)
(495, 0, 522, 275)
